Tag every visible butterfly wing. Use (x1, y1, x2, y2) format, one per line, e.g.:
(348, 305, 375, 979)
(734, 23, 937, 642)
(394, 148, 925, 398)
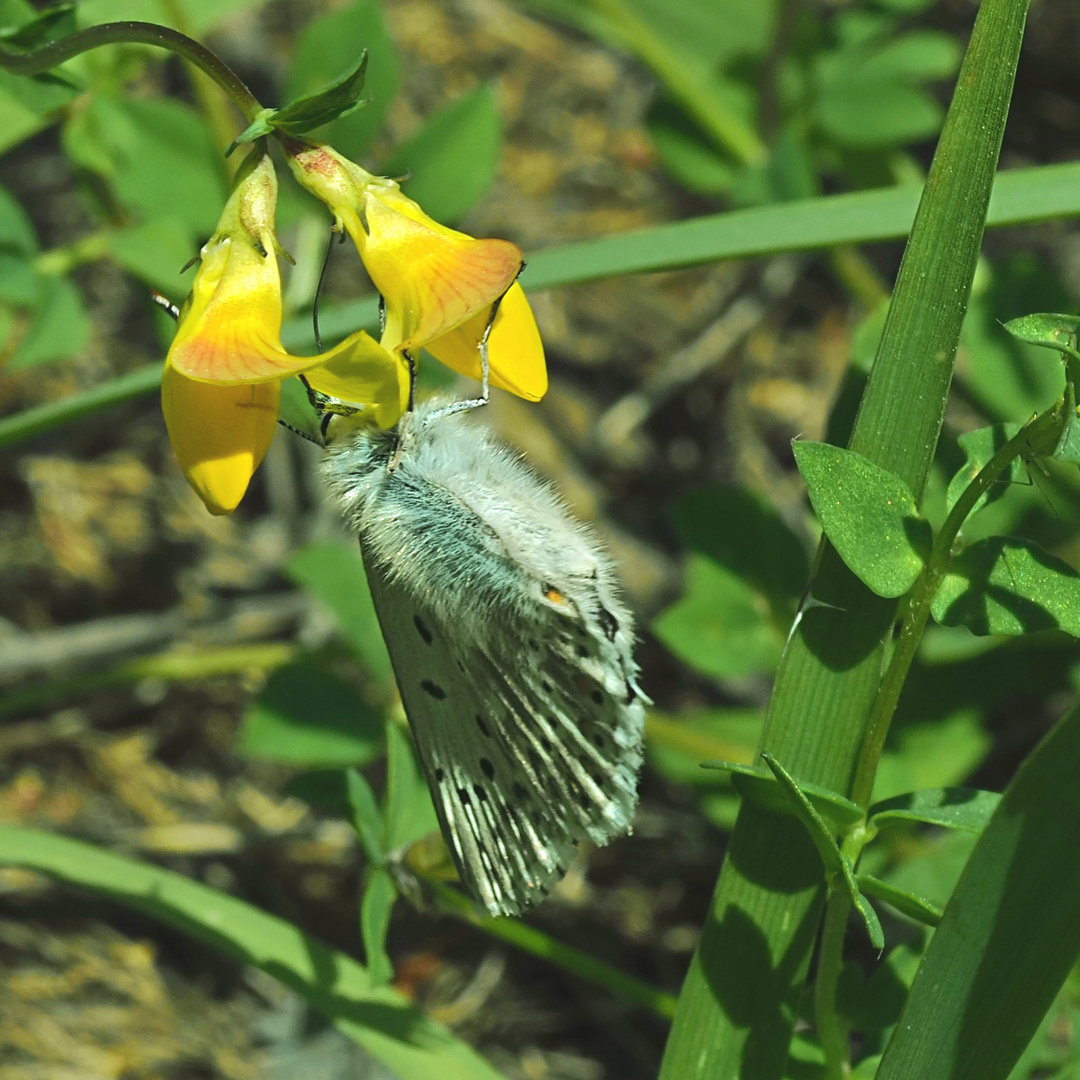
(361, 534, 645, 916)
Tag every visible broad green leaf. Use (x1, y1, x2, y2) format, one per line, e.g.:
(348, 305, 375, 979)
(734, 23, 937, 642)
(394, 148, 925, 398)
(946, 423, 1024, 516)
(108, 218, 196, 296)
(706, 760, 864, 832)
(932, 536, 1080, 636)
(877, 697, 1080, 1080)
(238, 661, 382, 766)
(762, 754, 883, 950)
(62, 96, 226, 237)
(0, 1, 74, 46)
(856, 874, 943, 927)
(0, 181, 36, 253)
(882, 829, 977, 915)
(361, 868, 397, 986)
(385, 85, 501, 225)
(286, 539, 392, 684)
(646, 709, 761, 787)
(0, 250, 39, 304)
(673, 485, 809, 610)
(873, 711, 993, 803)
(869, 788, 1001, 834)
(7, 275, 87, 368)
(652, 554, 783, 679)
(792, 441, 931, 598)
(838, 940, 924, 1039)
(815, 31, 961, 149)
(1002, 311, 1080, 357)
(282, 767, 350, 814)
(284, 1, 398, 161)
(346, 767, 386, 865)
(648, 100, 735, 198)
(384, 722, 438, 854)
(0, 825, 505, 1080)
(76, 0, 264, 35)
(960, 256, 1068, 420)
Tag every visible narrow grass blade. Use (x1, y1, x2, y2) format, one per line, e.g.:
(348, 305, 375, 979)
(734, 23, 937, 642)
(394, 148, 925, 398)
(659, 2, 1030, 1076)
(0, 825, 505, 1080)
(876, 696, 1080, 1080)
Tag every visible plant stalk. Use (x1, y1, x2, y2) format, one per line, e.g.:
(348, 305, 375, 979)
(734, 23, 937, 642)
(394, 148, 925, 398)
(0, 21, 263, 121)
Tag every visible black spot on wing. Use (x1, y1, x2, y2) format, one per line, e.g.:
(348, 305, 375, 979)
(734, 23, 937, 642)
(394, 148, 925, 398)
(476, 715, 491, 737)
(413, 615, 433, 644)
(480, 757, 495, 779)
(421, 679, 446, 700)
(597, 607, 619, 642)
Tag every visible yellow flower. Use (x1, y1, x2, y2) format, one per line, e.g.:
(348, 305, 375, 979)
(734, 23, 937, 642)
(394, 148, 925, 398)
(285, 139, 546, 400)
(162, 149, 409, 514)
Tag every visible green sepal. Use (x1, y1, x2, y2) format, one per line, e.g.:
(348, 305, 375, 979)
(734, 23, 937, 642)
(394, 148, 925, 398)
(229, 52, 369, 154)
(360, 867, 397, 985)
(701, 759, 864, 831)
(857, 874, 943, 927)
(792, 440, 931, 598)
(345, 767, 386, 866)
(931, 536, 1080, 636)
(761, 754, 884, 951)
(868, 787, 1000, 834)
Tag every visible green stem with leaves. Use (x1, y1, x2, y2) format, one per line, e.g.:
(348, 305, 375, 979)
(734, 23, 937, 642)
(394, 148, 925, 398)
(812, 400, 1066, 1080)
(0, 21, 263, 121)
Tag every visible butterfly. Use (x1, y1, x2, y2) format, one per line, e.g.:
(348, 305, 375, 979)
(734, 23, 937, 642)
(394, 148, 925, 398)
(321, 398, 647, 916)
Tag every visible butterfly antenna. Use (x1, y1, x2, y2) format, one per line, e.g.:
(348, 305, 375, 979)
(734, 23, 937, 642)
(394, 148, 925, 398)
(150, 290, 180, 321)
(313, 230, 345, 354)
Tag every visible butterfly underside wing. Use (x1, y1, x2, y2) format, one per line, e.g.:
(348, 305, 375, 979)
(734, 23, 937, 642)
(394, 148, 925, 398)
(323, 400, 647, 916)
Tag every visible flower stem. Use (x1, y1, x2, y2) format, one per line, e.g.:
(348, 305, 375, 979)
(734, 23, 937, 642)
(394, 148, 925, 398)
(848, 406, 1061, 809)
(0, 21, 263, 121)
(816, 889, 853, 1080)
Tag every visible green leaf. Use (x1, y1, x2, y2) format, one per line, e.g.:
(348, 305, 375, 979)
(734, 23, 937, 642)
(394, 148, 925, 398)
(346, 767, 386, 866)
(0, 825, 505, 1080)
(108, 218, 197, 296)
(286, 540, 392, 684)
(0, 250, 40, 304)
(815, 31, 961, 149)
(761, 754, 883, 951)
(792, 441, 931, 598)
(873, 710, 993, 804)
(932, 536, 1080, 636)
(876, 696, 1080, 1080)
(384, 85, 501, 224)
(7, 275, 87, 368)
(946, 423, 1024, 516)
(1001, 311, 1080, 358)
(673, 485, 809, 610)
(869, 787, 1001, 834)
(856, 874, 943, 927)
(282, 767, 350, 813)
(238, 661, 382, 766)
(384, 722, 438, 855)
(62, 96, 226, 237)
(361, 868, 397, 986)
(283, 1, 398, 160)
(233, 53, 370, 152)
(0, 2, 75, 47)
(960, 256, 1069, 420)
(704, 760, 864, 832)
(652, 554, 784, 679)
(0, 181, 36, 253)
(646, 709, 761, 787)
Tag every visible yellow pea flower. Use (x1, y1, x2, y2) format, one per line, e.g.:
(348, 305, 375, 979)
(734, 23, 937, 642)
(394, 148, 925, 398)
(284, 139, 546, 399)
(162, 148, 409, 514)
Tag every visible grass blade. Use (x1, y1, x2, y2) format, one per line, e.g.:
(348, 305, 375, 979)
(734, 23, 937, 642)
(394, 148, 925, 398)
(0, 825, 505, 1080)
(658, 2, 1030, 1076)
(876, 696, 1080, 1080)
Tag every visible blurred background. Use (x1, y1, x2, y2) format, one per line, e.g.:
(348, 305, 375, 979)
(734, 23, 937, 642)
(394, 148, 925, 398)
(2, 0, 1080, 1076)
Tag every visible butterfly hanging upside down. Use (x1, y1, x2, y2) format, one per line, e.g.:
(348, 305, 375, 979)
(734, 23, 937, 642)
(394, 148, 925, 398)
(322, 397, 648, 916)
